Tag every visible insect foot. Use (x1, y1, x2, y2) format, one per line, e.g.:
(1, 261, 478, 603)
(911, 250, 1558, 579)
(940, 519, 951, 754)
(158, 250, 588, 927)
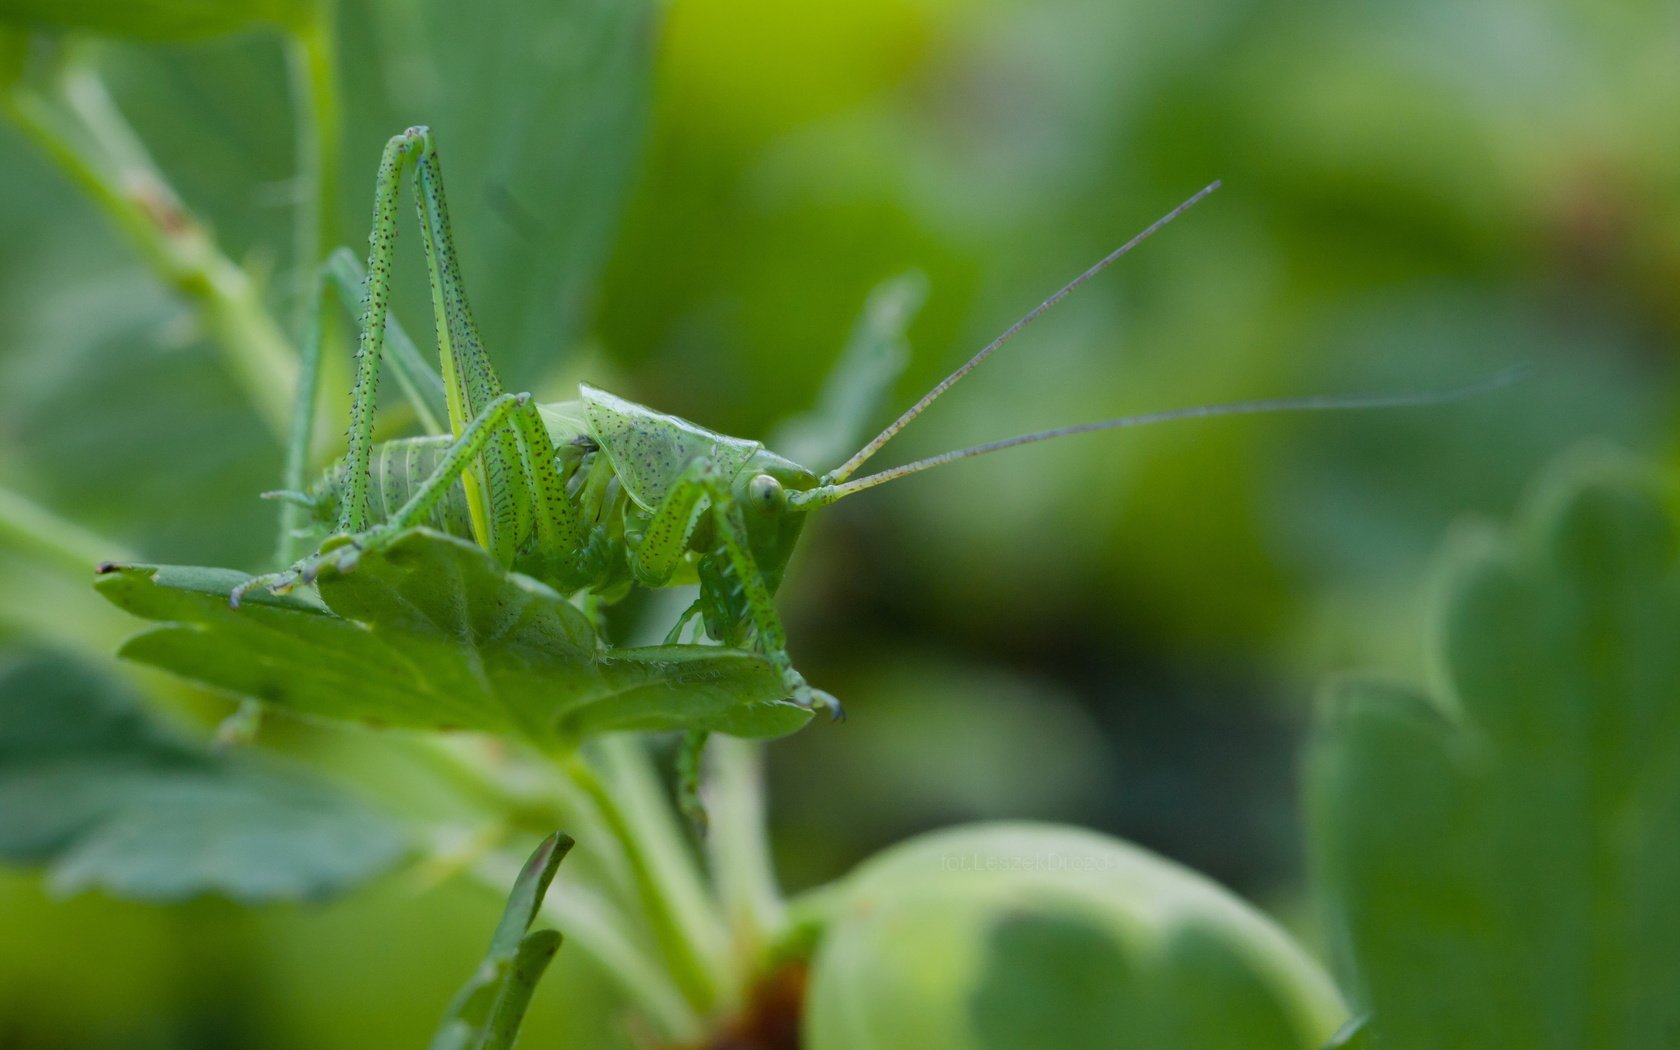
(792, 677, 846, 723)
(227, 534, 365, 608)
(230, 567, 299, 608)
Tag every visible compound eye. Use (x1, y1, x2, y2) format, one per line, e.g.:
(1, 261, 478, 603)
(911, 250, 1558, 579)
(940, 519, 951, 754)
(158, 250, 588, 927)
(748, 473, 785, 512)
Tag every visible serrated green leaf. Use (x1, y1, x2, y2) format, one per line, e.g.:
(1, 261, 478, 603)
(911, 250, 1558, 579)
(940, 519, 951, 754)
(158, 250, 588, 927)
(0, 652, 406, 902)
(94, 528, 810, 746)
(1309, 449, 1680, 1048)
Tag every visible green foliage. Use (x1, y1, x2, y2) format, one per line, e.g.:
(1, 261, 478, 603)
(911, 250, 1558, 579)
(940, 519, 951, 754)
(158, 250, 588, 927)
(0, 0, 1673, 1043)
(96, 528, 813, 746)
(341, 0, 658, 393)
(0, 0, 311, 41)
(1309, 449, 1680, 1047)
(770, 271, 925, 469)
(1321, 1018, 1371, 1049)
(431, 832, 571, 1050)
(0, 651, 405, 902)
(801, 823, 1346, 1050)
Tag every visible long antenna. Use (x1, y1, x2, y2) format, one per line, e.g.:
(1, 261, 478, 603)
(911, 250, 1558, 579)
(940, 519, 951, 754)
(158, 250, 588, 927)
(826, 180, 1223, 484)
(789, 365, 1531, 510)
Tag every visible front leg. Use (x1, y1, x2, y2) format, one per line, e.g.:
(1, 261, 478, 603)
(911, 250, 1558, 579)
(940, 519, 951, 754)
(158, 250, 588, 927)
(705, 471, 841, 718)
(629, 460, 841, 719)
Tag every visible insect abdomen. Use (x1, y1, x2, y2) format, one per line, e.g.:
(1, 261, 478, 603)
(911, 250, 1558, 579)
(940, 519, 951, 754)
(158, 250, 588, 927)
(370, 437, 477, 536)
(310, 436, 478, 540)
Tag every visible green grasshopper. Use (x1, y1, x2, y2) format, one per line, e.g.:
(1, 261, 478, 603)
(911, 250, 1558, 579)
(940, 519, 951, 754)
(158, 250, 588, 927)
(237, 125, 1520, 720)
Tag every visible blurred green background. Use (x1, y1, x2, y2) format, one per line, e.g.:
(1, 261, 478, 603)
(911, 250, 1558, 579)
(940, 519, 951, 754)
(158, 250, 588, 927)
(0, 0, 1675, 1045)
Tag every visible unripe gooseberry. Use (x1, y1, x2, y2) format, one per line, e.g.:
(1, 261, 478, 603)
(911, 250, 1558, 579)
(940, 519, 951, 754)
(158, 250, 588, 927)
(801, 822, 1347, 1050)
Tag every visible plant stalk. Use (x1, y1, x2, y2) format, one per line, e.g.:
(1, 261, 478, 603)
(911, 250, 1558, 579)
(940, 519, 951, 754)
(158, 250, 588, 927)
(566, 744, 733, 1016)
(3, 55, 297, 435)
(706, 736, 786, 959)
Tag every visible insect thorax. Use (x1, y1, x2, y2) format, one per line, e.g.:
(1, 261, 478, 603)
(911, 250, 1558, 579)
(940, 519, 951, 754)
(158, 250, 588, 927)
(579, 385, 762, 511)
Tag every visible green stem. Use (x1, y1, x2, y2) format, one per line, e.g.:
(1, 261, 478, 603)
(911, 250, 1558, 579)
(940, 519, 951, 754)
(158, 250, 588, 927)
(277, 264, 328, 564)
(566, 743, 732, 1015)
(418, 736, 705, 1041)
(60, 61, 300, 433)
(2, 60, 297, 435)
(600, 737, 737, 989)
(0, 482, 133, 572)
(274, 4, 342, 561)
(706, 737, 786, 958)
(0, 482, 138, 659)
(285, 2, 340, 331)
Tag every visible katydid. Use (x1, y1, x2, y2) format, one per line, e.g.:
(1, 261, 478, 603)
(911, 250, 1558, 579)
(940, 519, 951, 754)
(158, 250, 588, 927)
(237, 125, 1523, 721)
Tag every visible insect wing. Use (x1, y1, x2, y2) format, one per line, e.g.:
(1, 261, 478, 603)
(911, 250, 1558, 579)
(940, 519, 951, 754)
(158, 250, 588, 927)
(580, 385, 760, 510)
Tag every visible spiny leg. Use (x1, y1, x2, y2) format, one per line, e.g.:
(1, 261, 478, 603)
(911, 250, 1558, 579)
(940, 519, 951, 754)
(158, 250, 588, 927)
(323, 246, 449, 435)
(262, 127, 585, 585)
(368, 129, 585, 566)
(242, 128, 483, 606)
(334, 129, 417, 538)
(629, 459, 840, 718)
(507, 395, 587, 574)
(625, 461, 711, 588)
(705, 473, 840, 718)
(629, 463, 835, 828)
(336, 125, 540, 563)
(676, 729, 711, 834)
(268, 246, 455, 555)
(405, 128, 531, 564)
(662, 600, 704, 645)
